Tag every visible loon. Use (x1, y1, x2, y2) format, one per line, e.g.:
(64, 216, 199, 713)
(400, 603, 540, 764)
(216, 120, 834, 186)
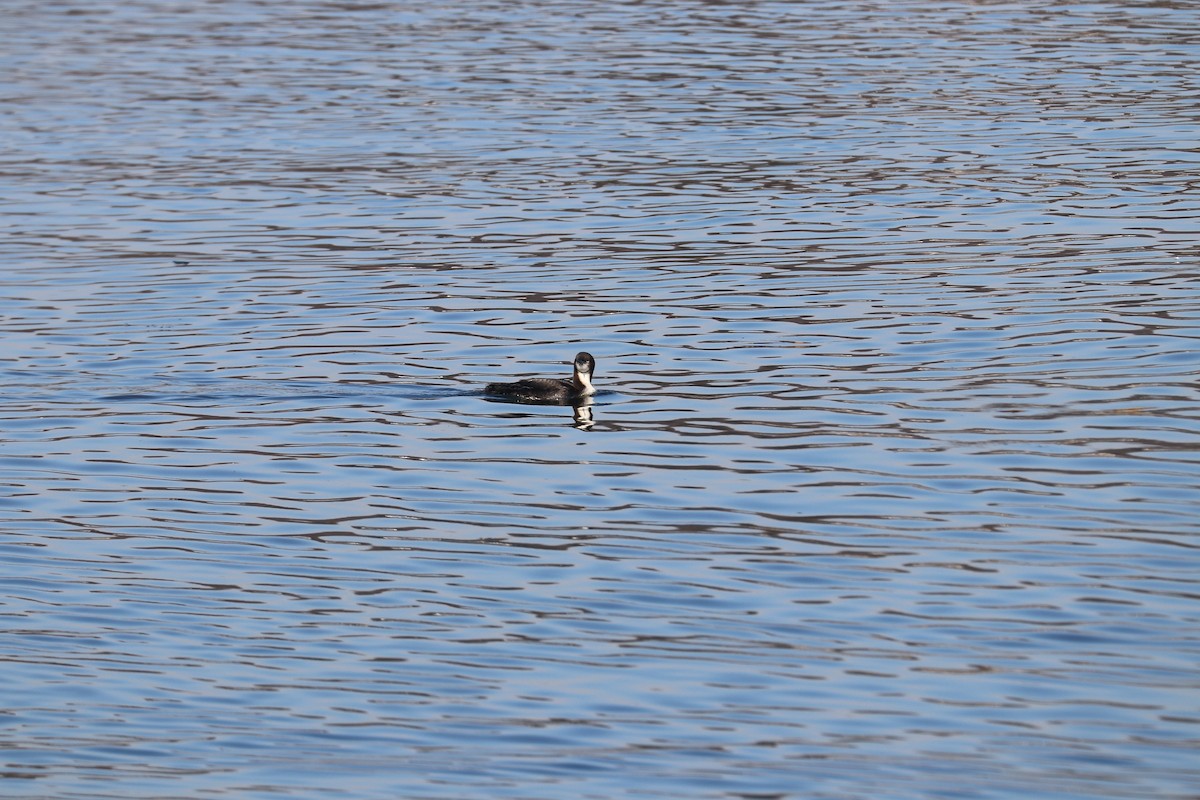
(483, 352, 596, 405)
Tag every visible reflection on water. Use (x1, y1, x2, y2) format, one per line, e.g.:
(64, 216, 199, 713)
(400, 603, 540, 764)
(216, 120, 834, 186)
(571, 404, 594, 429)
(1, 0, 1198, 798)
(480, 396, 596, 428)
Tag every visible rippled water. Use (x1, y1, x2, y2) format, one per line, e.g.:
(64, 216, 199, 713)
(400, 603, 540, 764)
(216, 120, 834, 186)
(2, 1, 1198, 798)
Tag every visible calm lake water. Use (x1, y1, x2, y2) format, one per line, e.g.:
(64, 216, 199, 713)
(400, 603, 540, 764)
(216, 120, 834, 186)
(2, 1, 1198, 798)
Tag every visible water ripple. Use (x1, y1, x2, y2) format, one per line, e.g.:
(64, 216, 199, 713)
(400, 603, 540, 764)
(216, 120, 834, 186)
(2, 0, 1198, 798)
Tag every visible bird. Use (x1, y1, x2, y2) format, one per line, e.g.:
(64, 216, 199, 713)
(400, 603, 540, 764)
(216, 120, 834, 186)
(483, 352, 597, 405)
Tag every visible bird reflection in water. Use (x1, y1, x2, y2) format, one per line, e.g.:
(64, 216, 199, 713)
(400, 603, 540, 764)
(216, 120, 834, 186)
(572, 403, 594, 430)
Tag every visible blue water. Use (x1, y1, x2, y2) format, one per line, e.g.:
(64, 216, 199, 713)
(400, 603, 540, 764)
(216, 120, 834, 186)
(1, 1, 1198, 798)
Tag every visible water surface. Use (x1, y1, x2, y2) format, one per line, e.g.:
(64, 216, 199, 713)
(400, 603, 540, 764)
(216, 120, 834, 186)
(1, 1, 1198, 798)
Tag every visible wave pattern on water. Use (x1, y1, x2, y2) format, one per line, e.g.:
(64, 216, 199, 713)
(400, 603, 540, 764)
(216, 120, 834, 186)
(1, 1, 1198, 799)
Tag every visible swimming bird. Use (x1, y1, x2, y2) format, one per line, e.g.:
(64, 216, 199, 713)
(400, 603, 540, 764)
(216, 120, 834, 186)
(483, 352, 596, 405)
